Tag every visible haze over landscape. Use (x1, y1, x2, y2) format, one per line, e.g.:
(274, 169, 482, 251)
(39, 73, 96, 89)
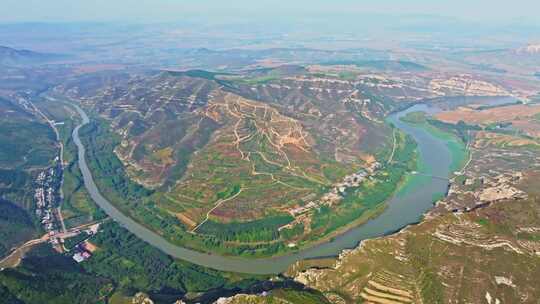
(0, 1, 539, 304)
(4, 0, 540, 23)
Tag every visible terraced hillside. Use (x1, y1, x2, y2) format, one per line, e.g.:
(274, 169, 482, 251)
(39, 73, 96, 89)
(285, 193, 540, 304)
(230, 115, 540, 303)
(54, 69, 416, 256)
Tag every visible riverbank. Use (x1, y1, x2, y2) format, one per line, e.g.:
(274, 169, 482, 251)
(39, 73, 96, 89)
(400, 110, 468, 174)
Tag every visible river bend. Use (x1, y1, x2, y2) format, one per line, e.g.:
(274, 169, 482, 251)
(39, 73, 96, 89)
(72, 104, 452, 274)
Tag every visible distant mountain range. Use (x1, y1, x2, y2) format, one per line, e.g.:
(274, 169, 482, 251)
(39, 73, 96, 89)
(321, 60, 428, 72)
(0, 45, 65, 66)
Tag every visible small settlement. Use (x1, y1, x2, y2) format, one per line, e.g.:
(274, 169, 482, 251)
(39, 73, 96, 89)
(279, 161, 381, 234)
(34, 161, 64, 247)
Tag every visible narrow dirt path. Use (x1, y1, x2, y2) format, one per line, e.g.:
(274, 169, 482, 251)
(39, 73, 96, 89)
(191, 188, 244, 233)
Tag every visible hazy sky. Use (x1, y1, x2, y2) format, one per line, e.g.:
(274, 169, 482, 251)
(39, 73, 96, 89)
(1, 0, 539, 25)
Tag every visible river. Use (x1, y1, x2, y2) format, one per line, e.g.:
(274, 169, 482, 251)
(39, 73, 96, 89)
(72, 103, 453, 274)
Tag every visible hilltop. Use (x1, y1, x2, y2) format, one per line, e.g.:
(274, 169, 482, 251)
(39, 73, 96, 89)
(0, 46, 64, 66)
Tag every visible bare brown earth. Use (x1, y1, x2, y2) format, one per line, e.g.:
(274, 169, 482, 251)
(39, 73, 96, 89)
(475, 131, 540, 149)
(171, 92, 334, 223)
(73, 64, 126, 74)
(511, 119, 540, 138)
(435, 104, 540, 125)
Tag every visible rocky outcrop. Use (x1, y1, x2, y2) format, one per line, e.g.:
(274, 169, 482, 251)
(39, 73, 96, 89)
(478, 185, 526, 202)
(132, 292, 154, 304)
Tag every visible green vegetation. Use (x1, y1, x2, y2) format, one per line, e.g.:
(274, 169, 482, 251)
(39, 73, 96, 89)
(0, 120, 56, 168)
(533, 112, 540, 122)
(0, 285, 22, 304)
(80, 120, 154, 206)
(78, 118, 289, 256)
(476, 218, 490, 227)
(76, 104, 415, 257)
(216, 184, 241, 200)
(406, 235, 445, 304)
(311, 132, 417, 236)
(337, 71, 359, 80)
(232, 75, 279, 85)
(476, 101, 522, 111)
(0, 245, 113, 304)
(62, 157, 106, 227)
(401, 111, 469, 173)
(198, 215, 293, 242)
(60, 120, 105, 227)
(0, 199, 37, 257)
(517, 232, 540, 241)
(428, 119, 479, 145)
(0, 98, 57, 258)
(0, 169, 35, 211)
(401, 111, 480, 145)
(322, 60, 428, 71)
(165, 69, 233, 81)
(0, 98, 56, 168)
(400, 111, 428, 124)
(83, 222, 260, 294)
(63, 233, 89, 251)
(226, 67, 304, 85)
(0, 222, 263, 303)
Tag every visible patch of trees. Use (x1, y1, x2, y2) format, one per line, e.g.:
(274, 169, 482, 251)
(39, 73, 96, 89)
(79, 118, 294, 256)
(197, 215, 293, 243)
(280, 223, 305, 240)
(0, 120, 56, 168)
(0, 284, 22, 304)
(80, 121, 153, 204)
(475, 101, 522, 111)
(0, 169, 29, 190)
(0, 199, 36, 256)
(0, 245, 113, 304)
(84, 222, 255, 293)
(321, 60, 428, 71)
(428, 119, 480, 144)
(0, 223, 264, 304)
(406, 235, 445, 303)
(216, 184, 241, 200)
